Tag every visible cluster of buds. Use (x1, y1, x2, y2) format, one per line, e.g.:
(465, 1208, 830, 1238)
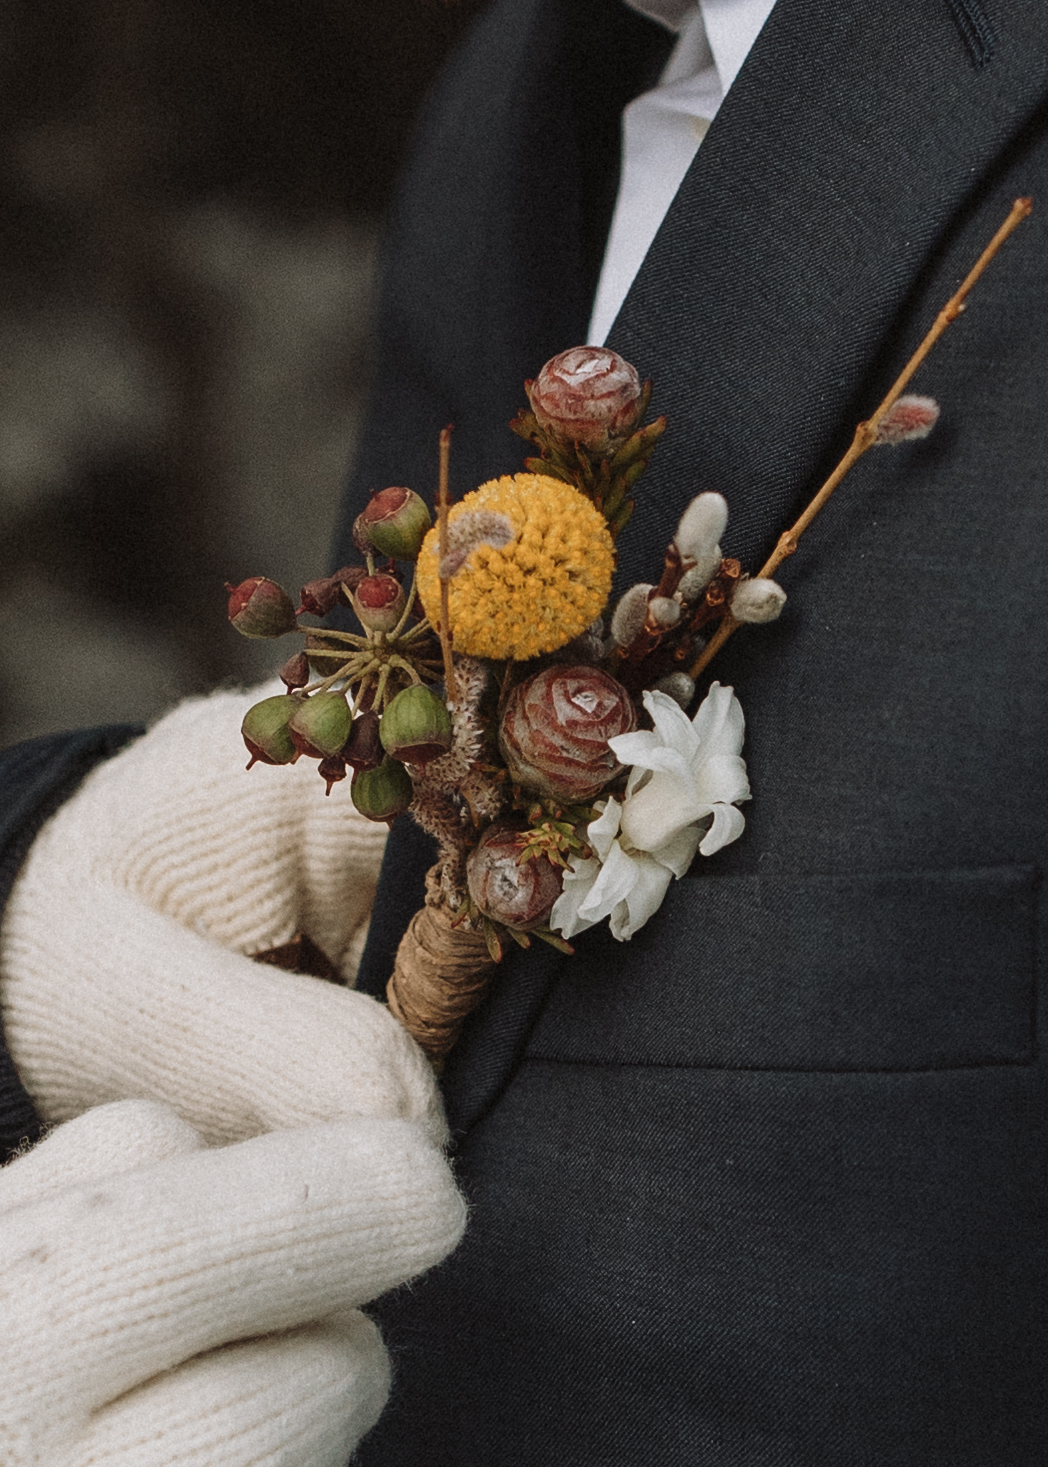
(228, 484, 454, 807)
(609, 492, 786, 701)
(510, 346, 666, 538)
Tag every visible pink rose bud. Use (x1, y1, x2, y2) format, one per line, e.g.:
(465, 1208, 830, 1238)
(528, 346, 643, 453)
(499, 664, 636, 802)
(241, 694, 300, 768)
(874, 394, 940, 444)
(288, 691, 353, 760)
(355, 487, 432, 560)
(353, 573, 406, 633)
(226, 577, 298, 639)
(466, 823, 564, 931)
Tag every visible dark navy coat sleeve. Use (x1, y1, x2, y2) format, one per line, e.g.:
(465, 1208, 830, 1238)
(0, 725, 141, 1161)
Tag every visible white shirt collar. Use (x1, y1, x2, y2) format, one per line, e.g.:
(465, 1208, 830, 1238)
(587, 0, 776, 343)
(625, 0, 775, 97)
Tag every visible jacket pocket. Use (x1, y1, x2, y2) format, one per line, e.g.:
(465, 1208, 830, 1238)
(525, 864, 1038, 1071)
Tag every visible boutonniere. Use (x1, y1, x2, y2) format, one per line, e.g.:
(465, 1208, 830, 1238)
(229, 198, 1030, 1061)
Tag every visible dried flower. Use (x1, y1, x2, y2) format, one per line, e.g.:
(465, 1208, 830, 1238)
(241, 694, 300, 768)
(466, 823, 564, 931)
(298, 566, 365, 617)
(353, 572, 406, 632)
(380, 684, 453, 765)
(528, 346, 643, 453)
(874, 395, 940, 444)
(355, 487, 433, 560)
(226, 577, 298, 639)
(499, 664, 635, 802)
(730, 577, 786, 624)
(416, 474, 614, 661)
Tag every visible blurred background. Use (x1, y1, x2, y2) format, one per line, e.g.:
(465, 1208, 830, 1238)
(0, 0, 483, 746)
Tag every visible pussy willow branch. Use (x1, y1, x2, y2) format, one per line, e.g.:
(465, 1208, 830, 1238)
(690, 196, 1033, 680)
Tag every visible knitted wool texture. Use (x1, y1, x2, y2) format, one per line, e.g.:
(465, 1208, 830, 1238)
(0, 1101, 464, 1466)
(0, 684, 441, 1143)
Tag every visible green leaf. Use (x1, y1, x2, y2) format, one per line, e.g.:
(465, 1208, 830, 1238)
(482, 918, 505, 963)
(531, 928, 575, 955)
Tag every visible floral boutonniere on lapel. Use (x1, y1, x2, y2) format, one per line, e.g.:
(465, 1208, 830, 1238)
(228, 199, 1030, 1061)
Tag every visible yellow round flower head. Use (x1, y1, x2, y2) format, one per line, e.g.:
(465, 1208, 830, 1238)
(417, 473, 614, 662)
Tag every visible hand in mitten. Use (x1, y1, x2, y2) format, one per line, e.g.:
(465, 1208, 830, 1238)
(0, 685, 424, 1141)
(0, 1099, 464, 1466)
(0, 687, 464, 1463)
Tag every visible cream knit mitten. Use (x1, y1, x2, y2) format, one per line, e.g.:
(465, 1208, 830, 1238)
(0, 687, 465, 1465)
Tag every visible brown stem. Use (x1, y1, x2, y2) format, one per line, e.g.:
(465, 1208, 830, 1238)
(436, 424, 459, 703)
(689, 196, 1032, 680)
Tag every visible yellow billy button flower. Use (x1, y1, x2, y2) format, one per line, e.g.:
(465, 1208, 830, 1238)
(416, 473, 614, 661)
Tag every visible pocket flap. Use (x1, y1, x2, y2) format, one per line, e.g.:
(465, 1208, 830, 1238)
(526, 864, 1037, 1070)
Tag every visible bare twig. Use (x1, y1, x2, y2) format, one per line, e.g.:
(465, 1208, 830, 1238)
(689, 197, 1033, 680)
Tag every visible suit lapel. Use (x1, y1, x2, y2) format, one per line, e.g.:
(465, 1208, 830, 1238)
(609, 0, 1048, 586)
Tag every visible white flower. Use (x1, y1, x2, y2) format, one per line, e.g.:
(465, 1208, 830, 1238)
(550, 682, 750, 942)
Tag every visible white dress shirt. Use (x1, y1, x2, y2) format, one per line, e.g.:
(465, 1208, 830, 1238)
(588, 0, 778, 344)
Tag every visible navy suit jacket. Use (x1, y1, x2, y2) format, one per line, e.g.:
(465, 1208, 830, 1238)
(2, 0, 1048, 1460)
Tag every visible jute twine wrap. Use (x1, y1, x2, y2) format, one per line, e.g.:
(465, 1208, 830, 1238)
(386, 866, 498, 1059)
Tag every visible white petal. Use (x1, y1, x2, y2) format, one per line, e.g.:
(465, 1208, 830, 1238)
(643, 688, 700, 754)
(550, 856, 602, 939)
(577, 840, 642, 924)
(690, 681, 745, 760)
(619, 770, 705, 851)
(611, 854, 674, 939)
(586, 799, 622, 863)
(693, 752, 751, 809)
(697, 802, 747, 856)
(652, 822, 702, 878)
(608, 727, 663, 767)
(620, 742, 694, 787)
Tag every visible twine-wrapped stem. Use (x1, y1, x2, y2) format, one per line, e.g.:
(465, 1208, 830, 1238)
(386, 865, 498, 1059)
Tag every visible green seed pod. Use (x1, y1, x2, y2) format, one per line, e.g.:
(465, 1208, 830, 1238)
(351, 757, 414, 821)
(288, 691, 352, 760)
(357, 487, 432, 561)
(226, 577, 298, 638)
(379, 684, 453, 765)
(241, 694, 299, 768)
